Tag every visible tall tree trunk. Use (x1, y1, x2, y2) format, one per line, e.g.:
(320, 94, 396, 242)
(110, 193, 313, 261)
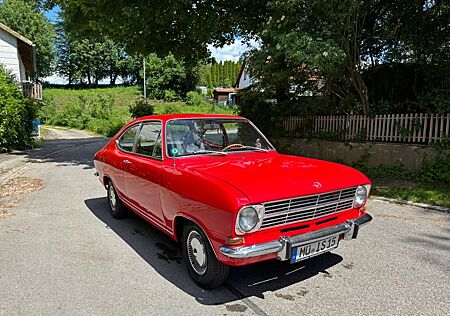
(87, 66, 92, 87)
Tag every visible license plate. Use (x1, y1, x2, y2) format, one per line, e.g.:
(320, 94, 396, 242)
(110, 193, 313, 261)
(290, 234, 340, 263)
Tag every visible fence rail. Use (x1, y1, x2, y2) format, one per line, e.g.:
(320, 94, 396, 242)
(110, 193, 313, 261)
(21, 82, 42, 101)
(281, 113, 450, 144)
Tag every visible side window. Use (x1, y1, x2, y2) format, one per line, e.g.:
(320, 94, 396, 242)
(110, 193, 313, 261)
(117, 125, 140, 152)
(136, 122, 162, 158)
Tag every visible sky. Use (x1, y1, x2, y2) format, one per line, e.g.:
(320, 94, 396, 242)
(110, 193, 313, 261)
(43, 7, 256, 83)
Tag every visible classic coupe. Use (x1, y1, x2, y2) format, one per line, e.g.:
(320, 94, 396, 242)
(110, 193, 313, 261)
(93, 114, 372, 289)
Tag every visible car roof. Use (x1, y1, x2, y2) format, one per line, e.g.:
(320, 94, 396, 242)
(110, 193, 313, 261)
(133, 113, 245, 122)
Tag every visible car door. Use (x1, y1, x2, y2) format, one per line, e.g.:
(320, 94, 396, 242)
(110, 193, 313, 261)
(124, 121, 164, 224)
(111, 124, 141, 201)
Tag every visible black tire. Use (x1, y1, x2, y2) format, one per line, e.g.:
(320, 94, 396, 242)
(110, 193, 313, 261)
(182, 223, 229, 289)
(107, 181, 128, 219)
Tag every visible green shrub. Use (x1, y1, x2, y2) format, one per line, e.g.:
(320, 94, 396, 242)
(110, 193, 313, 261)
(129, 97, 155, 119)
(0, 66, 37, 151)
(163, 89, 179, 102)
(186, 91, 206, 106)
(237, 90, 282, 136)
(159, 103, 181, 114)
(417, 154, 450, 185)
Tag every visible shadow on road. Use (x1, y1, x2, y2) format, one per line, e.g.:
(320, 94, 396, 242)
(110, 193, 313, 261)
(85, 197, 343, 305)
(9, 137, 108, 170)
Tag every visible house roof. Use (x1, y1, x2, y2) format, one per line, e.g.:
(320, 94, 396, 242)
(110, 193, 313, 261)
(0, 22, 34, 46)
(213, 88, 238, 93)
(0, 22, 36, 74)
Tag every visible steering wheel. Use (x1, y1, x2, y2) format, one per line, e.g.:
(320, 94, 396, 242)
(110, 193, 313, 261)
(222, 143, 245, 151)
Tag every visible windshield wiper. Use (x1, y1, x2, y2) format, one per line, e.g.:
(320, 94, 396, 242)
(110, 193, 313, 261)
(184, 150, 228, 157)
(226, 146, 269, 152)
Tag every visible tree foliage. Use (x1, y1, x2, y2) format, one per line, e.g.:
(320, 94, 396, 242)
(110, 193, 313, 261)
(197, 60, 242, 88)
(244, 0, 450, 114)
(0, 0, 56, 78)
(46, 0, 450, 114)
(51, 0, 268, 62)
(55, 21, 142, 87)
(143, 53, 186, 100)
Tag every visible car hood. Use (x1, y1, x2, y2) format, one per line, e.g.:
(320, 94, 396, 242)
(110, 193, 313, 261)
(180, 152, 370, 203)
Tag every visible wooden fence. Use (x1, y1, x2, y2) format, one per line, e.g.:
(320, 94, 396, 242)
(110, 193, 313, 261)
(21, 82, 42, 101)
(281, 113, 450, 144)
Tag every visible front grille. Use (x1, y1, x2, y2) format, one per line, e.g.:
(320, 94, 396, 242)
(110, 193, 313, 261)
(261, 187, 357, 229)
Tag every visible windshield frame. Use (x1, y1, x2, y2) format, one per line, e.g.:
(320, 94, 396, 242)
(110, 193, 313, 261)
(164, 117, 276, 159)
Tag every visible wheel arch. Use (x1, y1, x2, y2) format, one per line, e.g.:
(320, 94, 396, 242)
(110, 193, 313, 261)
(173, 214, 220, 260)
(102, 175, 111, 188)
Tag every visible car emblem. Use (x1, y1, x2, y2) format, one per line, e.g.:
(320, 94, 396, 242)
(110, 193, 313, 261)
(313, 182, 322, 188)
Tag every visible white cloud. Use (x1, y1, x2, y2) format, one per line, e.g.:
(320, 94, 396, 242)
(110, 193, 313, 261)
(208, 39, 259, 62)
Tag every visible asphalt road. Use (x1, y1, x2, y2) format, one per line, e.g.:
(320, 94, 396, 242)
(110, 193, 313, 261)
(0, 128, 449, 315)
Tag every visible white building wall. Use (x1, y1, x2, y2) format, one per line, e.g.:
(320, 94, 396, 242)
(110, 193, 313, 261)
(0, 28, 22, 81)
(238, 67, 254, 89)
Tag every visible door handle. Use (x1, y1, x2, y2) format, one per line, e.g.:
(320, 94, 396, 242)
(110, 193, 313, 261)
(123, 159, 132, 164)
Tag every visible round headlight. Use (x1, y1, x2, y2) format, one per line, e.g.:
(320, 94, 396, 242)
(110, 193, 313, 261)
(354, 185, 368, 207)
(238, 207, 259, 233)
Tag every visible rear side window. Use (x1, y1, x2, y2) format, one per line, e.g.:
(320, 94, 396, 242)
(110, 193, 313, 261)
(136, 122, 162, 159)
(117, 125, 140, 152)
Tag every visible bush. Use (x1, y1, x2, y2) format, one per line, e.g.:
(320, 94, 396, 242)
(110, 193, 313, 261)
(129, 97, 155, 119)
(159, 103, 181, 114)
(0, 66, 37, 151)
(237, 90, 282, 137)
(186, 91, 206, 106)
(40, 90, 132, 136)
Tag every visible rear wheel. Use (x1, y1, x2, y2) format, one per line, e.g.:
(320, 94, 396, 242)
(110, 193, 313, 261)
(107, 182, 128, 218)
(182, 223, 229, 289)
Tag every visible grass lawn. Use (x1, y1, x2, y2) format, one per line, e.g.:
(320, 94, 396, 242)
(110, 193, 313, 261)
(40, 86, 235, 137)
(371, 185, 450, 208)
(43, 86, 141, 109)
(43, 86, 235, 115)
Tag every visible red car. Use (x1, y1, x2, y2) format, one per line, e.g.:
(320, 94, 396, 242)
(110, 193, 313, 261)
(94, 114, 372, 289)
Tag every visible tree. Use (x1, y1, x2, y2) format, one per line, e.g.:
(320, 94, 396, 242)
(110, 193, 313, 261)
(244, 0, 370, 112)
(53, 0, 270, 63)
(142, 53, 186, 99)
(0, 0, 56, 78)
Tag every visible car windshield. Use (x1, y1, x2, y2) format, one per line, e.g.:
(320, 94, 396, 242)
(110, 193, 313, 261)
(166, 119, 272, 157)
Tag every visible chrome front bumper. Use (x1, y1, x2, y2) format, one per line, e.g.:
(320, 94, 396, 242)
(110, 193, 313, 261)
(220, 213, 372, 260)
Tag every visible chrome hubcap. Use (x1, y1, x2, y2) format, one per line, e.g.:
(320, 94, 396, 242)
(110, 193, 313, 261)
(187, 230, 207, 275)
(109, 185, 116, 210)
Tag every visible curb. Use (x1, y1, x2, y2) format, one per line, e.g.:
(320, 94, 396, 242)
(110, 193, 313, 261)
(371, 196, 450, 213)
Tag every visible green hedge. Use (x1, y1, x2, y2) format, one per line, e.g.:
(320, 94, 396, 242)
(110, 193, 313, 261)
(0, 66, 37, 152)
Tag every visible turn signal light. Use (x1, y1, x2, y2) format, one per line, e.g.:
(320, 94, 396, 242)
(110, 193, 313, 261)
(225, 237, 245, 246)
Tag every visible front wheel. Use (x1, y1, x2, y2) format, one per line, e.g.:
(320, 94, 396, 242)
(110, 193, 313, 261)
(182, 223, 229, 289)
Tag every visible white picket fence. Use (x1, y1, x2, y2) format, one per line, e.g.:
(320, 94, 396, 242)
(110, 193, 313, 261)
(282, 113, 450, 144)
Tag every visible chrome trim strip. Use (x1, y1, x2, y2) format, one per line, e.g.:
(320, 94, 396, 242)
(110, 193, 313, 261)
(262, 187, 357, 206)
(263, 197, 355, 219)
(220, 214, 371, 259)
(260, 187, 358, 229)
(220, 240, 284, 259)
